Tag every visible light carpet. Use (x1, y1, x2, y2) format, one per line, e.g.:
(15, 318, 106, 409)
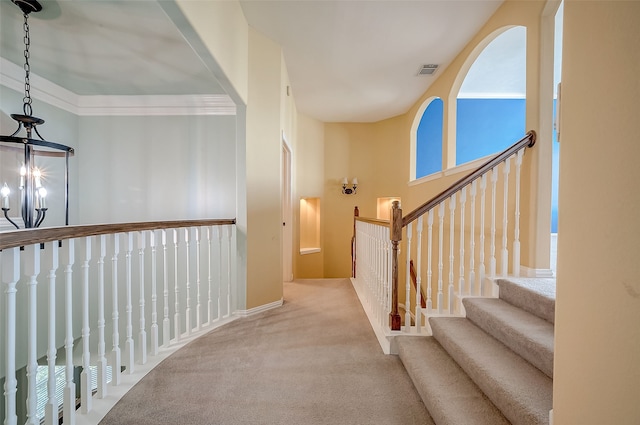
(99, 278, 432, 425)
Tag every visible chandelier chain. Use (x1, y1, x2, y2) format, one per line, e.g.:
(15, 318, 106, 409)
(22, 12, 33, 117)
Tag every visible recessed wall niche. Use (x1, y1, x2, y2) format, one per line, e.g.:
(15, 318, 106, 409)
(377, 197, 401, 221)
(299, 197, 321, 254)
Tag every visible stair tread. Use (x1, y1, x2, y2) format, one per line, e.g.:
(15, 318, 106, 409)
(430, 317, 553, 425)
(463, 297, 554, 378)
(497, 278, 556, 324)
(396, 336, 510, 425)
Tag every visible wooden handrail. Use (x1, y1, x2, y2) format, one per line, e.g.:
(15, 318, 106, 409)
(402, 130, 536, 227)
(0, 218, 236, 250)
(355, 217, 390, 226)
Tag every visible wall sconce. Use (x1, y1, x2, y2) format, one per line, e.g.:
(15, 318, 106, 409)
(342, 177, 358, 195)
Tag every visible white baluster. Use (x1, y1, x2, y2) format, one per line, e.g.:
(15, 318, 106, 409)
(415, 217, 424, 332)
(448, 193, 456, 314)
(207, 226, 213, 325)
(226, 225, 233, 315)
(184, 228, 191, 336)
(479, 174, 487, 295)
(173, 229, 181, 342)
(195, 227, 202, 331)
(501, 157, 511, 276)
(63, 239, 76, 425)
(437, 202, 445, 314)
(96, 235, 107, 399)
(162, 230, 170, 347)
(44, 242, 59, 425)
(385, 227, 392, 325)
(110, 234, 121, 387)
(513, 150, 524, 277)
(378, 225, 385, 325)
(150, 230, 159, 356)
(80, 237, 92, 413)
(217, 226, 223, 321)
(137, 231, 147, 365)
(24, 244, 40, 425)
(124, 233, 135, 374)
(490, 167, 498, 279)
(3, 248, 19, 425)
(469, 181, 477, 295)
(426, 209, 434, 314)
(404, 222, 412, 332)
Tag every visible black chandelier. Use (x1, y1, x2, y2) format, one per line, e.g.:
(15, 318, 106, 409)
(1, 0, 74, 229)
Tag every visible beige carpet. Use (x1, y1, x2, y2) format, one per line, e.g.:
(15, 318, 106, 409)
(99, 278, 432, 425)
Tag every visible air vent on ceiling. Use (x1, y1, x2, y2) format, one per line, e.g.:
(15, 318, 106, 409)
(417, 64, 439, 76)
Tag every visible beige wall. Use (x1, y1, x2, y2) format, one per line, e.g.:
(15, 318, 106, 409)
(245, 28, 285, 308)
(178, 2, 288, 309)
(294, 113, 325, 278)
(323, 121, 408, 277)
(553, 1, 640, 423)
(319, 0, 549, 278)
(176, 0, 249, 104)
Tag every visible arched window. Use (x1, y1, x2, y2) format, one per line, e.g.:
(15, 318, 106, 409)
(415, 97, 443, 179)
(456, 26, 526, 165)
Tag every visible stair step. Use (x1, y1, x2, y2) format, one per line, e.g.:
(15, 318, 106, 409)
(496, 278, 555, 324)
(396, 336, 509, 425)
(463, 297, 554, 378)
(430, 317, 553, 425)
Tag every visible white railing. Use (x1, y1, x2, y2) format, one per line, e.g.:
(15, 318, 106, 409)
(353, 219, 391, 331)
(351, 132, 536, 344)
(0, 219, 236, 425)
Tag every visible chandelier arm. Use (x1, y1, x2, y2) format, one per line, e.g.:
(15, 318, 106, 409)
(33, 126, 46, 141)
(35, 208, 47, 228)
(2, 208, 21, 230)
(9, 122, 23, 137)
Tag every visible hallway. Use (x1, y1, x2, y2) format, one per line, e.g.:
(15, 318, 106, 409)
(99, 279, 431, 425)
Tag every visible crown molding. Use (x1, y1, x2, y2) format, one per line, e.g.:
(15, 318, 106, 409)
(1, 57, 236, 116)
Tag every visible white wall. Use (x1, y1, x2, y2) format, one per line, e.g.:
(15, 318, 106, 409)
(78, 114, 236, 224)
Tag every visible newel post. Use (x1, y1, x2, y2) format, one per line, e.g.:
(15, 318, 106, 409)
(352, 206, 359, 278)
(390, 201, 402, 330)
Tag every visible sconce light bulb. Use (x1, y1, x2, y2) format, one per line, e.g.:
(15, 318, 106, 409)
(38, 187, 47, 198)
(1, 183, 10, 197)
(20, 165, 27, 176)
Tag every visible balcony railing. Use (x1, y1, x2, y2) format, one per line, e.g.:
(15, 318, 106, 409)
(0, 219, 237, 425)
(351, 131, 536, 352)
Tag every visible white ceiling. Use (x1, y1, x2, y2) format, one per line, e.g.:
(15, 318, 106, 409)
(239, 0, 504, 122)
(0, 0, 510, 123)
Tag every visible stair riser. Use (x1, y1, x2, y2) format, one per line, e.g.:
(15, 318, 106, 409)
(463, 298, 554, 378)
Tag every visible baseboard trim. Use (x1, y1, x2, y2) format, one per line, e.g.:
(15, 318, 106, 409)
(234, 298, 283, 317)
(520, 266, 555, 278)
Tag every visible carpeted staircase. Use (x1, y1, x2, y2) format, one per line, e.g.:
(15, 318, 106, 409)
(396, 278, 556, 425)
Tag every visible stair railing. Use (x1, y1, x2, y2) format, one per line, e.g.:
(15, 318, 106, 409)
(0, 218, 236, 425)
(353, 131, 536, 333)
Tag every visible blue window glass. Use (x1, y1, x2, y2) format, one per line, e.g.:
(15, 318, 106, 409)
(456, 98, 526, 165)
(416, 98, 443, 178)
